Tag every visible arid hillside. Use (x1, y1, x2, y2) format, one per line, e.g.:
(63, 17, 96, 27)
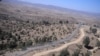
(0, 0, 100, 56)
(0, 1, 77, 55)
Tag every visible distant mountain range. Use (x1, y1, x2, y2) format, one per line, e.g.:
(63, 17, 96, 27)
(0, 0, 100, 24)
(2, 0, 100, 15)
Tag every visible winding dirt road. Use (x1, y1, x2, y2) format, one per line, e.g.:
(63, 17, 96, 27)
(33, 27, 85, 56)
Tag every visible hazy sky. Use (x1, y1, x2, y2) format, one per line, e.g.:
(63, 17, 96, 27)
(20, 0, 100, 13)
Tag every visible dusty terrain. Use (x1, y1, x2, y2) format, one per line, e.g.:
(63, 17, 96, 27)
(0, 0, 100, 56)
(32, 27, 85, 56)
(28, 25, 100, 56)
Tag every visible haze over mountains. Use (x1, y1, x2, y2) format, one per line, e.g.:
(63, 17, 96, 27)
(0, 0, 100, 24)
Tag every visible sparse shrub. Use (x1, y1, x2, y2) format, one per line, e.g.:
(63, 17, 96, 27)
(96, 39, 100, 48)
(18, 41, 27, 50)
(26, 40, 33, 47)
(32, 26, 35, 29)
(20, 31, 26, 35)
(18, 35, 21, 40)
(72, 49, 80, 56)
(53, 36, 57, 41)
(0, 28, 2, 34)
(52, 54, 55, 56)
(85, 51, 91, 56)
(26, 20, 30, 23)
(42, 20, 50, 25)
(9, 32, 13, 38)
(0, 42, 4, 50)
(83, 36, 90, 46)
(8, 41, 17, 49)
(59, 48, 70, 56)
(59, 20, 63, 24)
(34, 37, 39, 43)
(34, 35, 57, 44)
(93, 25, 96, 27)
(65, 20, 69, 24)
(92, 28, 97, 34)
(18, 41, 25, 48)
(90, 27, 97, 34)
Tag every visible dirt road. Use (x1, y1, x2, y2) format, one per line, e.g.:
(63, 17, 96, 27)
(33, 27, 85, 56)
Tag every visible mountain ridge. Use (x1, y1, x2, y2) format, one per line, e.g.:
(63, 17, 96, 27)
(0, 0, 100, 24)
